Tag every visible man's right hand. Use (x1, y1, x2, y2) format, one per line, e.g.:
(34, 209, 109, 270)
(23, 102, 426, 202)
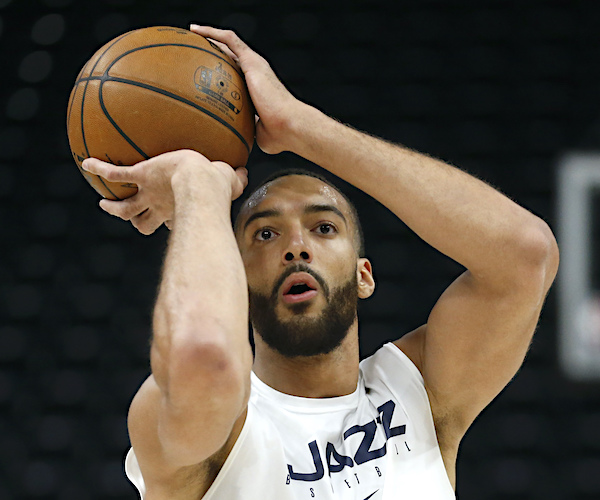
(189, 25, 308, 157)
(82, 150, 248, 235)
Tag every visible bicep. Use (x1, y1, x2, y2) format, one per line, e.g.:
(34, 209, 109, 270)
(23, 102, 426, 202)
(396, 269, 546, 434)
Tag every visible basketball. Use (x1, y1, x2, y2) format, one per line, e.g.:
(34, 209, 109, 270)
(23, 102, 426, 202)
(66, 26, 255, 200)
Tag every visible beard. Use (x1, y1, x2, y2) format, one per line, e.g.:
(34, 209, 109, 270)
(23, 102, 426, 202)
(248, 263, 358, 358)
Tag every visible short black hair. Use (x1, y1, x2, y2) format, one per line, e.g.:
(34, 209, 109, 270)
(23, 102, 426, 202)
(234, 168, 365, 257)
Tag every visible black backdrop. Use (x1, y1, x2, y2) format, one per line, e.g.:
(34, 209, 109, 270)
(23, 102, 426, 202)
(1, 0, 600, 498)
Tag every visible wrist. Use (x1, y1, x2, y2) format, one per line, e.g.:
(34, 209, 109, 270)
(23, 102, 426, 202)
(171, 160, 233, 209)
(285, 104, 329, 157)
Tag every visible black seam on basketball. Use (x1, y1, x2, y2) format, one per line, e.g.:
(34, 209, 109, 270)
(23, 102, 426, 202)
(101, 75, 251, 154)
(102, 42, 249, 151)
(67, 67, 88, 131)
(98, 175, 124, 200)
(107, 42, 244, 79)
(66, 88, 75, 131)
(79, 31, 133, 160)
(78, 30, 137, 200)
(75, 76, 103, 85)
(98, 76, 151, 161)
(73, 31, 249, 202)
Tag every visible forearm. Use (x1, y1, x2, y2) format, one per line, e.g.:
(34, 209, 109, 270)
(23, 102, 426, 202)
(151, 164, 250, 402)
(288, 105, 557, 285)
(182, 26, 556, 286)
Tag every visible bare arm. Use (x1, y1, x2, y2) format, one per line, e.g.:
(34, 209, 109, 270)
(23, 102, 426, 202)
(287, 107, 558, 432)
(83, 152, 253, 473)
(150, 158, 252, 467)
(190, 27, 559, 444)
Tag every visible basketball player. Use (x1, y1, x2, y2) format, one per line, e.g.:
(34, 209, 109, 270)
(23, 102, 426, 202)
(81, 26, 559, 499)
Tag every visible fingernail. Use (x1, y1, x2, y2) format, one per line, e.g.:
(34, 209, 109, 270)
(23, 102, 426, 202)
(81, 159, 89, 171)
(190, 24, 199, 30)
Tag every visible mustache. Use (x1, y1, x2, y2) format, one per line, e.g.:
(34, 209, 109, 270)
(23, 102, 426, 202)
(271, 263, 330, 300)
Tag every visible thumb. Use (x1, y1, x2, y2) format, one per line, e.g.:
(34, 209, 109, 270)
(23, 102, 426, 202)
(235, 167, 249, 187)
(231, 167, 248, 200)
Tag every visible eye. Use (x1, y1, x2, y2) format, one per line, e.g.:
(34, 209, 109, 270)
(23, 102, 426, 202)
(254, 228, 277, 241)
(314, 223, 337, 235)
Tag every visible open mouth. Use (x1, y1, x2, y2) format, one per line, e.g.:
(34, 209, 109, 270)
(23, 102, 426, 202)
(287, 283, 314, 295)
(281, 273, 319, 304)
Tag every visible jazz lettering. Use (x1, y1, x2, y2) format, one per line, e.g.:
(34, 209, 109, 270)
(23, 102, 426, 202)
(287, 400, 406, 482)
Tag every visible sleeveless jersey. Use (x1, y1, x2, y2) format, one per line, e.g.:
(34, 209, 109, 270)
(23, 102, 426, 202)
(125, 343, 456, 499)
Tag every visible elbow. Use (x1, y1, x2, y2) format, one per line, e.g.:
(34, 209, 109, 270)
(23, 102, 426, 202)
(512, 218, 560, 294)
(152, 320, 248, 407)
(174, 335, 232, 374)
(526, 219, 559, 279)
(169, 335, 243, 399)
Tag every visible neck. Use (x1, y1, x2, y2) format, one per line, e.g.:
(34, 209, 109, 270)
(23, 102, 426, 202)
(252, 321, 360, 398)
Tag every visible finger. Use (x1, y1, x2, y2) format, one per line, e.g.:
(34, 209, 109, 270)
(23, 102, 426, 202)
(189, 25, 248, 59)
(131, 209, 161, 236)
(99, 195, 148, 221)
(207, 38, 238, 62)
(188, 24, 239, 60)
(82, 158, 137, 184)
(140, 149, 209, 172)
(231, 167, 249, 200)
(235, 167, 249, 188)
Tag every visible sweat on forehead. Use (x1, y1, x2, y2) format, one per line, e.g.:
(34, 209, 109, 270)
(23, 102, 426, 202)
(244, 175, 343, 208)
(234, 170, 365, 256)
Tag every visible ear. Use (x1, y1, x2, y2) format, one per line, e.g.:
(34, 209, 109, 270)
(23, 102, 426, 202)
(356, 258, 375, 299)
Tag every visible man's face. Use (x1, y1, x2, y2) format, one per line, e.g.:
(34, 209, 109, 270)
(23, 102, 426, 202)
(236, 175, 369, 357)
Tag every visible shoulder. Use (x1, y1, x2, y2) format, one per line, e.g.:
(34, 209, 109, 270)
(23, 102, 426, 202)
(359, 340, 435, 425)
(360, 338, 425, 390)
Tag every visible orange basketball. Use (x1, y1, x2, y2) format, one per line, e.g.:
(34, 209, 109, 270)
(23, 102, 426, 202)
(66, 26, 255, 200)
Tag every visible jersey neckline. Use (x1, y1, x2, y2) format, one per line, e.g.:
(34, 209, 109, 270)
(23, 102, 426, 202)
(250, 370, 363, 413)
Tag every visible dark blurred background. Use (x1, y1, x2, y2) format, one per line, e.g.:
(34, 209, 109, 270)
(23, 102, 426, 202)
(1, 0, 600, 498)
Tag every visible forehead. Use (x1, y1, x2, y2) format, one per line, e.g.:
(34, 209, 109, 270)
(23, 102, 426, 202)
(240, 175, 351, 223)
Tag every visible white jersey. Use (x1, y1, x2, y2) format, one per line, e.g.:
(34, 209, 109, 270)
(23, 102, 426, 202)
(125, 343, 455, 499)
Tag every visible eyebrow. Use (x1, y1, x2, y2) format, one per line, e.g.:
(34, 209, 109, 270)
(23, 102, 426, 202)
(304, 204, 348, 227)
(242, 204, 348, 232)
(243, 208, 282, 232)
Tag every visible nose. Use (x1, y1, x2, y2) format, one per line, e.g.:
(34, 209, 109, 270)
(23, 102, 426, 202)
(282, 229, 312, 264)
(284, 250, 310, 262)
